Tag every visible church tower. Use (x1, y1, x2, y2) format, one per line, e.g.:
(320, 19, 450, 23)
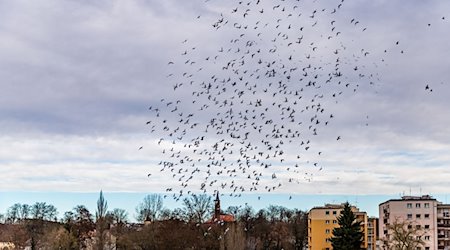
(208, 191, 235, 223)
(214, 191, 221, 220)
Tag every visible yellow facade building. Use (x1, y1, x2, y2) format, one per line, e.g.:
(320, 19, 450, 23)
(367, 217, 378, 250)
(308, 203, 368, 250)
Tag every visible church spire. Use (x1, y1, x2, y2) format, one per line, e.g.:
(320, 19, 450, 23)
(214, 191, 221, 220)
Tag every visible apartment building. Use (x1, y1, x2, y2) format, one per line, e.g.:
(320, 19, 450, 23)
(367, 217, 378, 250)
(379, 195, 439, 250)
(308, 203, 368, 250)
(437, 203, 450, 250)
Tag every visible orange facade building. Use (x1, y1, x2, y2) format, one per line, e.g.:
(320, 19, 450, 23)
(308, 203, 368, 250)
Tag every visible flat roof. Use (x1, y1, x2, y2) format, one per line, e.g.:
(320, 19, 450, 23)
(379, 195, 437, 206)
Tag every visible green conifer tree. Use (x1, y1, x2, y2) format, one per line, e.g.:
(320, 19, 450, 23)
(330, 202, 364, 250)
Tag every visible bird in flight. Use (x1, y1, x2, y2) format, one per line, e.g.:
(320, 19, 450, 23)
(141, 0, 445, 200)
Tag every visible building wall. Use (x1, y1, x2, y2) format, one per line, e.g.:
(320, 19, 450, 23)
(367, 217, 378, 250)
(437, 204, 450, 250)
(308, 204, 368, 250)
(379, 196, 439, 250)
(0, 242, 15, 250)
(356, 212, 369, 249)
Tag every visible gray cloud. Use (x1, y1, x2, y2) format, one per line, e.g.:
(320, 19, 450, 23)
(0, 0, 449, 195)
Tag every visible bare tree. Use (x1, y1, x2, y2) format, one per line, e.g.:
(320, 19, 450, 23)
(18, 204, 30, 221)
(6, 203, 32, 223)
(30, 202, 57, 221)
(170, 207, 186, 221)
(41, 227, 78, 249)
(6, 203, 21, 223)
(108, 208, 128, 225)
(106, 208, 128, 246)
(182, 194, 213, 223)
(64, 205, 95, 248)
(159, 208, 173, 220)
(291, 209, 308, 250)
(73, 205, 94, 224)
(382, 218, 427, 250)
(267, 205, 283, 222)
(238, 204, 255, 233)
(135, 194, 163, 222)
(225, 205, 241, 219)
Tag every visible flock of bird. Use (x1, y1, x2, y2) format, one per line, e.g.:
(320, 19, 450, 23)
(142, 0, 445, 201)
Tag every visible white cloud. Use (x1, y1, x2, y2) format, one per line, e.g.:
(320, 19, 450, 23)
(0, 0, 450, 198)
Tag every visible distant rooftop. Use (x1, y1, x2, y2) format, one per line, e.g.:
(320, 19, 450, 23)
(311, 203, 358, 210)
(379, 195, 437, 206)
(401, 195, 435, 200)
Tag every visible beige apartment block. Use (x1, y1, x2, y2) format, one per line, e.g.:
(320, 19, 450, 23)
(437, 203, 450, 250)
(379, 195, 439, 250)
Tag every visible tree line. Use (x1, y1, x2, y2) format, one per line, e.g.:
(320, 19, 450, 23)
(0, 195, 426, 250)
(0, 192, 308, 249)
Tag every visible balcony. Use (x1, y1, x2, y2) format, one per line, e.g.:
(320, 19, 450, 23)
(438, 213, 450, 219)
(438, 234, 450, 240)
(438, 245, 450, 249)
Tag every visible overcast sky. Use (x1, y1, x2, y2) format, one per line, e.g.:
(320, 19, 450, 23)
(1, 0, 450, 213)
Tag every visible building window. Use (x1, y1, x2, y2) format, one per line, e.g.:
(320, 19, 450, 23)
(325, 211, 330, 215)
(407, 214, 412, 219)
(407, 203, 412, 208)
(424, 203, 430, 208)
(408, 225, 413, 229)
(325, 229, 330, 234)
(424, 225, 430, 229)
(424, 235, 430, 240)
(425, 247, 430, 250)
(416, 214, 421, 219)
(333, 220, 337, 224)
(416, 225, 421, 230)
(333, 211, 337, 215)
(416, 203, 421, 208)
(326, 220, 330, 224)
(424, 214, 429, 219)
